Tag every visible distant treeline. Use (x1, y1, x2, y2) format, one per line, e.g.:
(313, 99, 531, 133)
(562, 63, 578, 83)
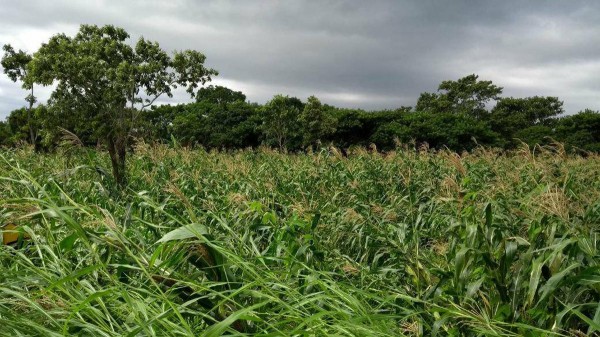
(1, 74, 599, 153)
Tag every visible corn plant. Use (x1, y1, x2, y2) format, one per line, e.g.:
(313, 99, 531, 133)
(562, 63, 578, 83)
(0, 144, 599, 336)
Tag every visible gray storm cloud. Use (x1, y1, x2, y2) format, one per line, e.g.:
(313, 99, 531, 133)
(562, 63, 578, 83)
(1, 0, 599, 119)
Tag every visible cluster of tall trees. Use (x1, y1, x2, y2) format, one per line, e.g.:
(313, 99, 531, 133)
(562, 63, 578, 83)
(130, 75, 600, 153)
(4, 78, 598, 154)
(1, 25, 600, 184)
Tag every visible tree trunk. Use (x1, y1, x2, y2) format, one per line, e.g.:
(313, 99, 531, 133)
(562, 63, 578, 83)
(27, 86, 37, 151)
(107, 136, 127, 187)
(27, 108, 35, 146)
(278, 134, 284, 151)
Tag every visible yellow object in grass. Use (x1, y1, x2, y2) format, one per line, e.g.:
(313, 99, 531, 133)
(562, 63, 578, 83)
(2, 224, 22, 245)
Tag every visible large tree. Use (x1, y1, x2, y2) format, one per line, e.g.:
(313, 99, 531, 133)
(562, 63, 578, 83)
(26, 24, 217, 185)
(416, 74, 503, 118)
(1, 45, 37, 147)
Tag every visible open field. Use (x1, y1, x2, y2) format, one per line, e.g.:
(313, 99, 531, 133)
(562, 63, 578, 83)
(1, 144, 599, 336)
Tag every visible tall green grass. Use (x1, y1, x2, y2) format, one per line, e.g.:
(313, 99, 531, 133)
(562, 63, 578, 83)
(0, 144, 599, 336)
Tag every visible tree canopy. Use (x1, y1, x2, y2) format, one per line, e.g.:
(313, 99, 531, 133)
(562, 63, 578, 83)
(260, 95, 303, 150)
(490, 96, 564, 147)
(416, 74, 503, 118)
(196, 85, 246, 105)
(22, 24, 217, 185)
(299, 96, 336, 148)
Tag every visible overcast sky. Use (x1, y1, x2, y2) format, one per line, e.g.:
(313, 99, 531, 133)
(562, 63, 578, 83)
(1, 1, 599, 120)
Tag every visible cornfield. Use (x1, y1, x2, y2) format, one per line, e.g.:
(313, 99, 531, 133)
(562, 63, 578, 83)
(1, 144, 599, 336)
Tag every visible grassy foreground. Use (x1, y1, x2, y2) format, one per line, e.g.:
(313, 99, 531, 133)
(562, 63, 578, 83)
(0, 144, 599, 336)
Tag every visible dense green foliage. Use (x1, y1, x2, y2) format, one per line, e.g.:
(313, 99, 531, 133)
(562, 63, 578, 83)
(3, 73, 599, 156)
(1, 145, 599, 336)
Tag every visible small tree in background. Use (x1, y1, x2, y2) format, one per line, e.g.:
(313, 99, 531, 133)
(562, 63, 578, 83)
(5, 105, 46, 147)
(0, 121, 9, 146)
(1, 45, 38, 147)
(299, 96, 336, 148)
(555, 109, 600, 153)
(261, 95, 302, 150)
(490, 96, 563, 147)
(196, 85, 246, 105)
